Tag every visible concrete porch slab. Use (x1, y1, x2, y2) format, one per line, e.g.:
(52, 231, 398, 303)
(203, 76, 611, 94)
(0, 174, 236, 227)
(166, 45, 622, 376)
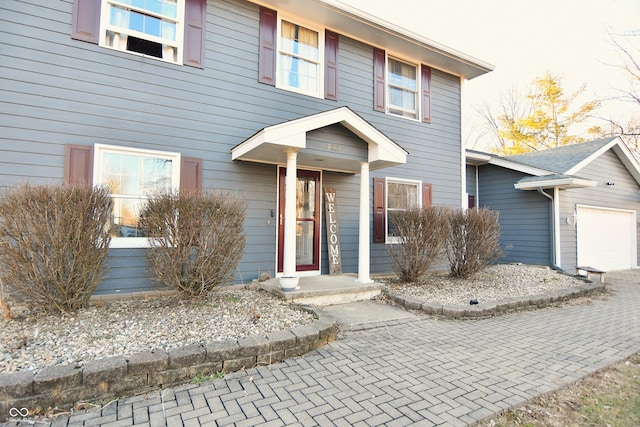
(318, 300, 417, 330)
(259, 275, 384, 306)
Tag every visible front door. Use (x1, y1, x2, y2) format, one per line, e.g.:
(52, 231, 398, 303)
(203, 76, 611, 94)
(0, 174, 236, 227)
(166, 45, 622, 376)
(277, 168, 321, 273)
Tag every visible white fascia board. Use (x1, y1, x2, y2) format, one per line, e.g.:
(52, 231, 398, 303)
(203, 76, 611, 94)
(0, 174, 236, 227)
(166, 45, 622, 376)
(489, 157, 552, 176)
(564, 137, 640, 186)
(514, 178, 597, 190)
(565, 138, 619, 175)
(232, 107, 407, 165)
(465, 151, 492, 165)
(612, 140, 640, 186)
(246, 0, 493, 80)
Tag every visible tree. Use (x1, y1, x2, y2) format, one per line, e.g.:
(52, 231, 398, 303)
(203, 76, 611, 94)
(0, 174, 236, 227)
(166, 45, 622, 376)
(481, 72, 600, 155)
(476, 85, 531, 155)
(588, 35, 640, 160)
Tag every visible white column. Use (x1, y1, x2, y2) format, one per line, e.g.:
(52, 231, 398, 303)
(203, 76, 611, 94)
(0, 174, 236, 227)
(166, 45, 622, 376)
(358, 162, 372, 283)
(283, 149, 298, 278)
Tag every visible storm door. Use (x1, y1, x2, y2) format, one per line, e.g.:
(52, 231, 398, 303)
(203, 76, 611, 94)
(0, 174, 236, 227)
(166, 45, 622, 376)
(277, 168, 321, 272)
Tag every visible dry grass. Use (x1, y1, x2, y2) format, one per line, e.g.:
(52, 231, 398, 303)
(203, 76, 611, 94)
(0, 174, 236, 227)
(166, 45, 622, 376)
(482, 352, 640, 427)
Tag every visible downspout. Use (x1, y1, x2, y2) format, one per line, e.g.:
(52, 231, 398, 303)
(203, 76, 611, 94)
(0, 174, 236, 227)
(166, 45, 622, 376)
(537, 187, 562, 269)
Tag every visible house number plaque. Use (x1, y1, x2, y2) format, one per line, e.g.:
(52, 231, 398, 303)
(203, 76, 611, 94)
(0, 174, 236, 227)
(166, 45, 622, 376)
(323, 187, 342, 275)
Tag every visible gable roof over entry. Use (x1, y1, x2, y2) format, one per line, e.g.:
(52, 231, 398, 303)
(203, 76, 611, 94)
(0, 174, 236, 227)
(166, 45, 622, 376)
(232, 107, 408, 173)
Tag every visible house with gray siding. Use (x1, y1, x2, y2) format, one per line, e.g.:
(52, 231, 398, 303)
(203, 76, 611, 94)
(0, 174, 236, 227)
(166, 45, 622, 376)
(467, 137, 640, 273)
(1, 0, 493, 294)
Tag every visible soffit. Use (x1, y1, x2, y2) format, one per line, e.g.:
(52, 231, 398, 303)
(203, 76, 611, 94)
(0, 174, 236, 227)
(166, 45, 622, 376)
(247, 0, 494, 80)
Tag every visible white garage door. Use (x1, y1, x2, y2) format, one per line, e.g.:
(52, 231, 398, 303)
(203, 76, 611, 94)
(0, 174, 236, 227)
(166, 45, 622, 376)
(577, 206, 637, 271)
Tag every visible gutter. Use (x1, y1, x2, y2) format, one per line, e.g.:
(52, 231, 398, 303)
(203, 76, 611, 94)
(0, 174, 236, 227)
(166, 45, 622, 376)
(537, 188, 562, 270)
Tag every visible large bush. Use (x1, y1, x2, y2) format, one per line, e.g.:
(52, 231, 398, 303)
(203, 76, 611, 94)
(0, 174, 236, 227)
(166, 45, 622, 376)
(0, 184, 112, 313)
(387, 206, 450, 283)
(139, 191, 246, 298)
(445, 207, 502, 278)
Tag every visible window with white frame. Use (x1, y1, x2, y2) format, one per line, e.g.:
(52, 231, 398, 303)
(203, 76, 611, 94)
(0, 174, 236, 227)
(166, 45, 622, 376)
(387, 56, 419, 120)
(99, 0, 185, 64)
(386, 178, 421, 241)
(277, 18, 323, 97)
(94, 144, 180, 248)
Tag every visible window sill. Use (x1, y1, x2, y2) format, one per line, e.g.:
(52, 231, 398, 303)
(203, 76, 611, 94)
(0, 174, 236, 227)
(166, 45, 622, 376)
(100, 44, 183, 66)
(275, 83, 324, 99)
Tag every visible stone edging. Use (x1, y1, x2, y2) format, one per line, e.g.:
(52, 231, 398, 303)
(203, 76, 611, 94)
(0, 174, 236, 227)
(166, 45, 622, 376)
(384, 282, 607, 320)
(0, 307, 337, 418)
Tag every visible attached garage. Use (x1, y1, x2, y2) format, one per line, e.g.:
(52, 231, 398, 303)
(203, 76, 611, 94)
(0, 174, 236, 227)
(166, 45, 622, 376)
(577, 205, 637, 271)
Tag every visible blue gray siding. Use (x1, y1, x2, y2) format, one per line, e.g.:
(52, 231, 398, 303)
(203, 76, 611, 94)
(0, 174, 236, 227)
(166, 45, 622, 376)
(476, 165, 552, 266)
(2, 0, 465, 292)
(558, 150, 640, 271)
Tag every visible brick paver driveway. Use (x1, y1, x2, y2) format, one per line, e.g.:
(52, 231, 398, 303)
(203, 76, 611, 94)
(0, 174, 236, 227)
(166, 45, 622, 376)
(5, 270, 640, 426)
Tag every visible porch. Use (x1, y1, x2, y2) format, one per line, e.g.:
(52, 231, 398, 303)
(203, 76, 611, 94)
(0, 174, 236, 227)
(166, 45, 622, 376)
(259, 274, 385, 306)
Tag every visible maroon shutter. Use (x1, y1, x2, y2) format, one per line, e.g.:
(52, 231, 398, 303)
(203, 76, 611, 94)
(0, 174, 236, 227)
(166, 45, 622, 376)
(258, 6, 277, 85)
(180, 157, 203, 193)
(71, 0, 101, 44)
(373, 48, 386, 112)
(324, 30, 339, 101)
(422, 183, 433, 208)
(183, 0, 206, 68)
(421, 65, 432, 123)
(468, 195, 475, 209)
(65, 144, 94, 186)
(373, 178, 386, 243)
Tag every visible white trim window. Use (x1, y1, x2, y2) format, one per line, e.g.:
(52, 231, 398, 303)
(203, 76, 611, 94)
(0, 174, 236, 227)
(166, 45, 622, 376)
(94, 144, 181, 248)
(99, 0, 185, 64)
(387, 56, 419, 120)
(277, 17, 324, 97)
(386, 178, 421, 242)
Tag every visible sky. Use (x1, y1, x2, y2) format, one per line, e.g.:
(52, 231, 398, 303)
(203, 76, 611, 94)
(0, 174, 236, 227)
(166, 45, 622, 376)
(340, 0, 640, 151)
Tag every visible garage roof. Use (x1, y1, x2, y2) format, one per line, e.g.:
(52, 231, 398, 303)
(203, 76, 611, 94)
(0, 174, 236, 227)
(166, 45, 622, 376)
(466, 137, 640, 189)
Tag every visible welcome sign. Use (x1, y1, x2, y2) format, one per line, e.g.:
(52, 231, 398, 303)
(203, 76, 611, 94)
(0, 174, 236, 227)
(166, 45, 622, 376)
(323, 187, 342, 275)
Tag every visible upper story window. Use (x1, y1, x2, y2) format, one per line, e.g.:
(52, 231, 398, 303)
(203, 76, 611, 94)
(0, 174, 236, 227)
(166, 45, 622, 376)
(387, 57, 419, 120)
(277, 18, 324, 97)
(72, 0, 205, 68)
(258, 7, 338, 100)
(94, 144, 181, 248)
(99, 0, 185, 64)
(374, 48, 431, 123)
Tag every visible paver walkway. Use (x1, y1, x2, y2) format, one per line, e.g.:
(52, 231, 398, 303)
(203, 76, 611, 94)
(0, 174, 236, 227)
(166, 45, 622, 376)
(4, 271, 640, 427)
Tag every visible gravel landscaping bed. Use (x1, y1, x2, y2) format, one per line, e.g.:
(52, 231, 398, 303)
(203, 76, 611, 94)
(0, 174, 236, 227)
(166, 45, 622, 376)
(1, 264, 591, 375)
(384, 264, 588, 306)
(1, 288, 315, 374)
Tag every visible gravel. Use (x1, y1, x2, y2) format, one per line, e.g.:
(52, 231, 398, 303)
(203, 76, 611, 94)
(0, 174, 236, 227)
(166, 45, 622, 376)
(1, 288, 314, 374)
(386, 264, 587, 306)
(1, 264, 588, 375)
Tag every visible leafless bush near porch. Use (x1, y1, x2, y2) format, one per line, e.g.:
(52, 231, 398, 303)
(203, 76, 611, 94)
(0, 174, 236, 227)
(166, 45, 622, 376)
(445, 208, 502, 279)
(139, 191, 247, 298)
(387, 206, 450, 283)
(0, 184, 112, 313)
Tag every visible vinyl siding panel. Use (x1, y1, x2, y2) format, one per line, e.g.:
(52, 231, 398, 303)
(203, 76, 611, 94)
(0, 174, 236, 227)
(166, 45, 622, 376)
(2, 0, 466, 290)
(559, 150, 640, 271)
(476, 165, 551, 266)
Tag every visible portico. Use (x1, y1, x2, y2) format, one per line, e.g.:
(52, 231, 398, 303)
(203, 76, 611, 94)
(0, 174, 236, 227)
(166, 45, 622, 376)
(231, 107, 407, 285)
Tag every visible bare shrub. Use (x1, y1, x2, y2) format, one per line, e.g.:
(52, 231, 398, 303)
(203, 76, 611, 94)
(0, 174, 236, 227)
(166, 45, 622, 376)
(139, 191, 247, 298)
(445, 208, 502, 278)
(0, 184, 112, 313)
(387, 206, 450, 283)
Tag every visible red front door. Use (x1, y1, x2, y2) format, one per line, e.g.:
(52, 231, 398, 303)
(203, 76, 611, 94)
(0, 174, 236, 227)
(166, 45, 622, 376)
(277, 168, 321, 273)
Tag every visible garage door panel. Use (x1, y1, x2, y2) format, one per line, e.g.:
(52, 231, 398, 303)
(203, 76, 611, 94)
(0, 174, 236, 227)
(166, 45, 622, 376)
(577, 206, 636, 271)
